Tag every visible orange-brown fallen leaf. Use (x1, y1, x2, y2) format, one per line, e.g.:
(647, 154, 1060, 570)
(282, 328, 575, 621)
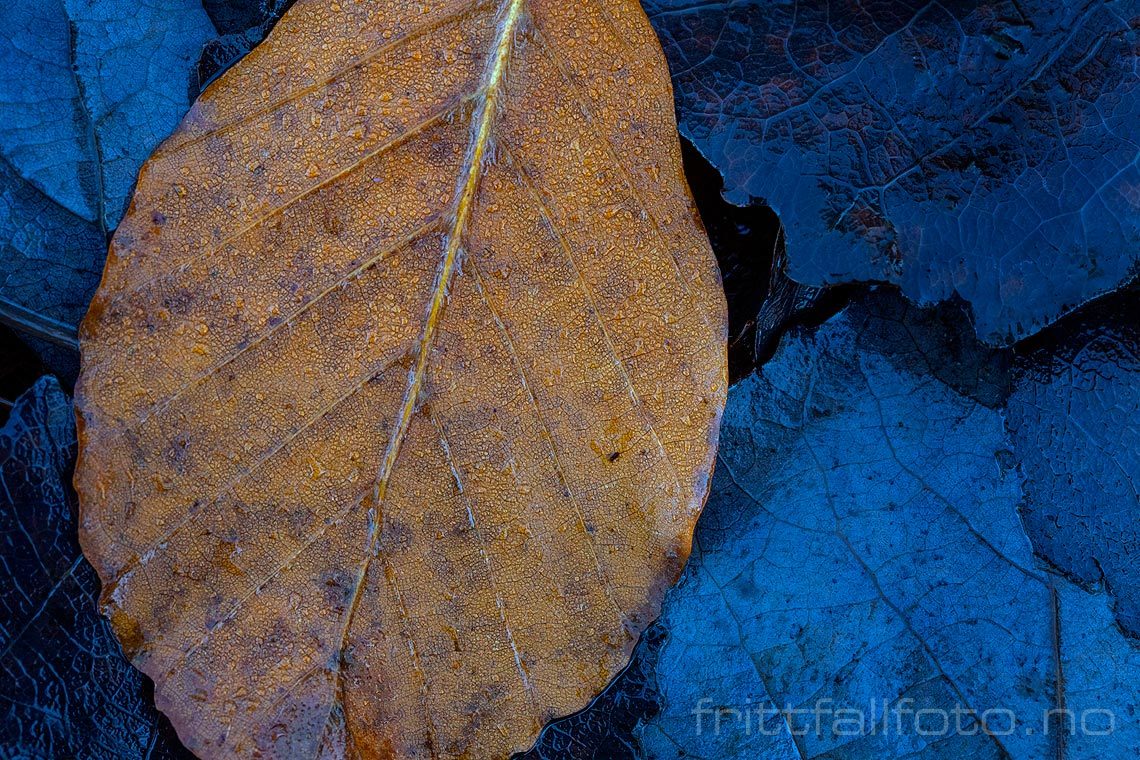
(74, 0, 727, 756)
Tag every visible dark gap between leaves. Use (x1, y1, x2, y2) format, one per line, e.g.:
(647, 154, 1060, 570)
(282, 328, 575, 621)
(678, 138, 777, 382)
(679, 136, 864, 381)
(0, 325, 47, 426)
(1013, 277, 1140, 363)
(514, 623, 666, 760)
(194, 0, 299, 96)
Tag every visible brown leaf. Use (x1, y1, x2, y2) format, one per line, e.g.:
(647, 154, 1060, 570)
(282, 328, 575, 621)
(73, 0, 727, 757)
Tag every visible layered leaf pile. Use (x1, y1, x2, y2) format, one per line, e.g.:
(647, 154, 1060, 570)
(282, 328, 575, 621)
(0, 0, 214, 365)
(0, 0, 288, 376)
(1007, 295, 1140, 639)
(519, 290, 1140, 759)
(639, 291, 1140, 759)
(1, 0, 1139, 759)
(645, 0, 1140, 342)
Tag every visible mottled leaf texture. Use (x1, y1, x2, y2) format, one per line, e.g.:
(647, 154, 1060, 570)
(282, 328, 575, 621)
(638, 291, 1140, 759)
(1007, 292, 1140, 639)
(0, 377, 191, 759)
(0, 0, 215, 368)
(74, 0, 728, 757)
(644, 0, 1140, 342)
(0, 0, 214, 229)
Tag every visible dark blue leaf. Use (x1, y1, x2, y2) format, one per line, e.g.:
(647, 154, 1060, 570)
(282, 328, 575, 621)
(644, 0, 1140, 342)
(679, 138, 783, 381)
(0, 156, 101, 375)
(636, 291, 1140, 758)
(1007, 290, 1140, 639)
(0, 377, 191, 759)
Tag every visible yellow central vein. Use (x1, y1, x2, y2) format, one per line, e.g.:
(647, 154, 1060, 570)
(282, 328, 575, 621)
(319, 0, 526, 740)
(374, 0, 524, 509)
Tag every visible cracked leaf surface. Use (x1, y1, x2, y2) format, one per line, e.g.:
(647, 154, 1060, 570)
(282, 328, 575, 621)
(73, 0, 727, 757)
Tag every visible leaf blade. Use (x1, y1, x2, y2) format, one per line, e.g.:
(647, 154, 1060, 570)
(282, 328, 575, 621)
(74, 1, 727, 757)
(645, 0, 1140, 342)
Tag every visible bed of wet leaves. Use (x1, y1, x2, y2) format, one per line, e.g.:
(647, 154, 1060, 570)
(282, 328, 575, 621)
(2, 1, 1138, 758)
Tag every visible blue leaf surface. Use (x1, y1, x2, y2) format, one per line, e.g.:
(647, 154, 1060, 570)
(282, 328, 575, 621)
(0, 0, 213, 230)
(68, 0, 216, 226)
(0, 377, 191, 759)
(1007, 292, 1140, 639)
(644, 0, 1140, 342)
(636, 291, 1140, 759)
(0, 155, 102, 370)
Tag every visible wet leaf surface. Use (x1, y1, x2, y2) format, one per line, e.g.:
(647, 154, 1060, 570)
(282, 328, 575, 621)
(522, 288, 1140, 756)
(634, 290, 1140, 758)
(2, 1, 1139, 758)
(0, 378, 191, 759)
(645, 0, 1140, 342)
(74, 0, 727, 756)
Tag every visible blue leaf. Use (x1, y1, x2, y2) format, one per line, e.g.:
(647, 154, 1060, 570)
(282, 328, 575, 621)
(637, 291, 1140, 758)
(644, 0, 1140, 342)
(0, 0, 214, 230)
(0, 377, 192, 758)
(1007, 292, 1140, 639)
(0, 156, 102, 357)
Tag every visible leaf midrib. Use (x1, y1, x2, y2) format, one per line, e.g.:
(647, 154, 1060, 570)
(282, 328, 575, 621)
(321, 0, 528, 749)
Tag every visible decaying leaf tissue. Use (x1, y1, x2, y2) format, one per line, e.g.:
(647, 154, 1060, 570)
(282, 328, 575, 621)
(1, 0, 1138, 758)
